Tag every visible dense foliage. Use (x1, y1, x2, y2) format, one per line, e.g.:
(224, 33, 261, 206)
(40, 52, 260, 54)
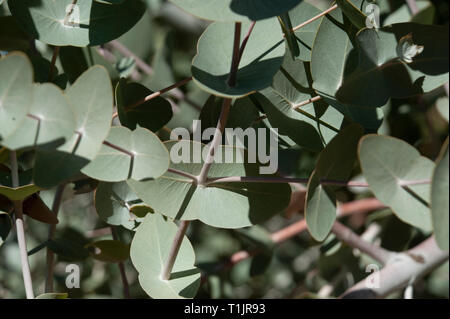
(0, 0, 448, 299)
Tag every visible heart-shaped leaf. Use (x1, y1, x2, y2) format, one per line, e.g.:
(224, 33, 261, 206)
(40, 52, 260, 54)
(258, 55, 345, 149)
(34, 66, 113, 188)
(82, 126, 169, 182)
(192, 19, 285, 98)
(170, 0, 302, 22)
(431, 138, 449, 250)
(128, 141, 291, 229)
(359, 135, 433, 231)
(115, 79, 173, 132)
(1, 83, 75, 151)
(305, 124, 364, 241)
(8, 0, 146, 46)
(130, 213, 201, 299)
(0, 53, 33, 143)
(86, 240, 130, 262)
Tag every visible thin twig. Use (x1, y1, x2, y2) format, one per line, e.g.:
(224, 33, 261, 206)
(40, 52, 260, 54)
(227, 22, 242, 87)
(161, 221, 191, 280)
(168, 168, 198, 183)
(48, 46, 60, 82)
(197, 99, 232, 185)
(112, 77, 193, 118)
(238, 22, 256, 62)
(332, 221, 393, 265)
(45, 184, 66, 293)
(292, 4, 338, 32)
(111, 227, 130, 299)
(10, 151, 34, 299)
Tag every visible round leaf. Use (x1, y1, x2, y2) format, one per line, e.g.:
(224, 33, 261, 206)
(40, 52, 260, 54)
(8, 0, 146, 46)
(82, 126, 169, 182)
(192, 19, 285, 98)
(359, 135, 433, 231)
(1, 83, 75, 151)
(130, 213, 201, 299)
(34, 66, 113, 188)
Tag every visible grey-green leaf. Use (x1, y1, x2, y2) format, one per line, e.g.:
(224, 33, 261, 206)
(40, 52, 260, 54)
(0, 53, 33, 143)
(359, 135, 433, 231)
(130, 213, 201, 299)
(8, 0, 146, 46)
(82, 126, 169, 182)
(192, 19, 285, 98)
(1, 83, 75, 151)
(34, 66, 113, 188)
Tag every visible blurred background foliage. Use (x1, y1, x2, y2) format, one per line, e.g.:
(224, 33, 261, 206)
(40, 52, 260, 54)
(0, 0, 448, 299)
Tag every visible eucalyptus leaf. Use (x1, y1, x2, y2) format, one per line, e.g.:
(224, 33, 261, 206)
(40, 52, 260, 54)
(192, 19, 285, 98)
(128, 141, 291, 229)
(0, 53, 33, 143)
(359, 135, 433, 231)
(258, 55, 345, 148)
(130, 213, 201, 299)
(82, 126, 170, 182)
(1, 83, 75, 151)
(34, 66, 113, 188)
(8, 0, 146, 46)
